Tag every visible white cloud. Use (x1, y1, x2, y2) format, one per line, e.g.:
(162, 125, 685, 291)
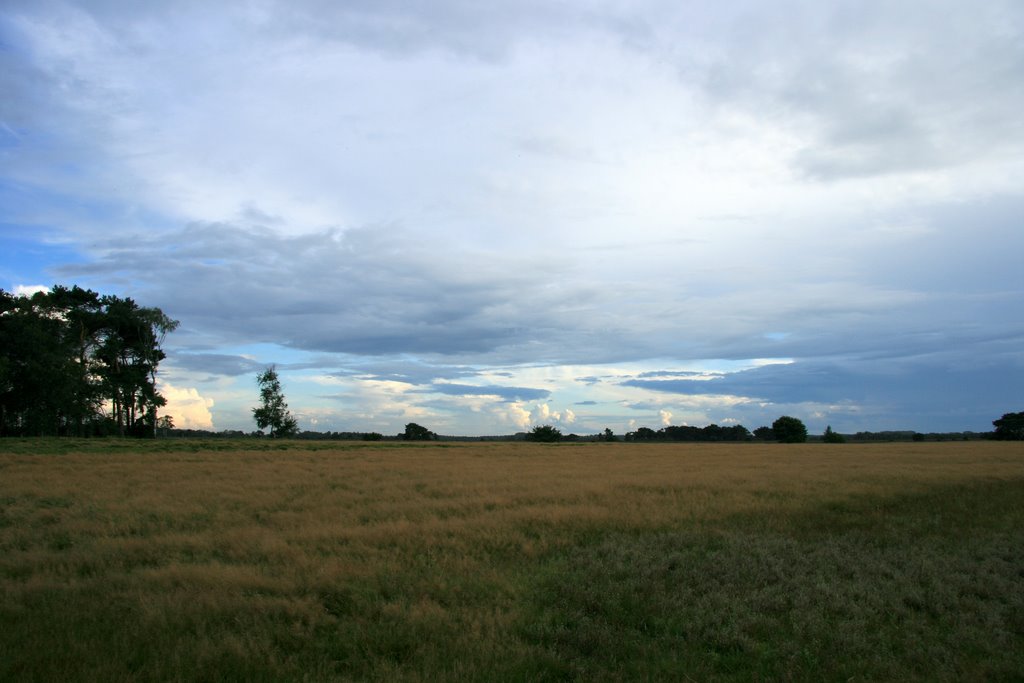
(528, 403, 577, 427)
(12, 284, 49, 297)
(506, 403, 532, 430)
(529, 404, 554, 425)
(159, 382, 215, 430)
(502, 402, 579, 430)
(659, 409, 672, 426)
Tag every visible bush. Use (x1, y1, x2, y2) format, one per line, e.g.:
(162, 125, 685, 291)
(992, 412, 1024, 440)
(402, 423, 436, 440)
(527, 425, 562, 442)
(822, 426, 846, 443)
(772, 416, 807, 443)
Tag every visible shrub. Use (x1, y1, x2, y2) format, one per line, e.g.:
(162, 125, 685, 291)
(527, 425, 562, 442)
(772, 416, 808, 443)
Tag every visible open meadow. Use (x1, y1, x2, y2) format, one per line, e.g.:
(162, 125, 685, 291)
(1, 439, 1022, 681)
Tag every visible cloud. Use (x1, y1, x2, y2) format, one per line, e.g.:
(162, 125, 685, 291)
(623, 358, 1024, 432)
(505, 403, 530, 430)
(529, 403, 576, 427)
(168, 353, 265, 377)
(659, 409, 672, 426)
(505, 402, 578, 430)
(657, 1, 1024, 182)
(58, 213, 1024, 375)
(3, 1, 1023, 435)
(422, 383, 550, 402)
(56, 223, 556, 357)
(159, 382, 215, 430)
(12, 284, 49, 297)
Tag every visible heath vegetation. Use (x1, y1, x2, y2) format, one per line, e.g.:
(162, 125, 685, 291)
(1, 440, 1022, 681)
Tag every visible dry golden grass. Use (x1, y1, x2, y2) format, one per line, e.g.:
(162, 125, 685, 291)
(1, 440, 1022, 681)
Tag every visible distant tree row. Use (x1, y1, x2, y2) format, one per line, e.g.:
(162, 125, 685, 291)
(624, 417, 810, 443)
(159, 411, 1021, 443)
(293, 430, 384, 441)
(0, 286, 178, 437)
(163, 428, 386, 440)
(627, 423, 752, 442)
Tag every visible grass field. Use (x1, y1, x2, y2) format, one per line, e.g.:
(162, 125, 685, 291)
(1, 439, 1022, 681)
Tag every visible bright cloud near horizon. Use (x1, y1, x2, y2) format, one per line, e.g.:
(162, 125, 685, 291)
(2, 1, 1022, 436)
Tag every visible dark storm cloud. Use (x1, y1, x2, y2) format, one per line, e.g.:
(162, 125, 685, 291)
(623, 402, 663, 411)
(57, 222, 556, 358)
(55, 193, 1024, 380)
(624, 359, 1024, 431)
(167, 353, 265, 377)
(419, 383, 550, 402)
(342, 360, 482, 386)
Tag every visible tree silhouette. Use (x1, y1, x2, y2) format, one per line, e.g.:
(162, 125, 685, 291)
(253, 366, 298, 438)
(402, 422, 436, 440)
(772, 416, 807, 443)
(822, 425, 846, 443)
(992, 411, 1024, 440)
(0, 286, 177, 437)
(527, 425, 562, 442)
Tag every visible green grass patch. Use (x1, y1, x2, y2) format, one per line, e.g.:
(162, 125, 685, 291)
(523, 478, 1024, 681)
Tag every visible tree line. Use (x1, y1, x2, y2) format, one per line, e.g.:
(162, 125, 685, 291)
(249, 361, 1024, 444)
(521, 416, 808, 443)
(624, 416, 812, 443)
(0, 286, 178, 437)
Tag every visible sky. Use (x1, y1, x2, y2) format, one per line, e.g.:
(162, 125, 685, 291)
(2, 0, 1022, 436)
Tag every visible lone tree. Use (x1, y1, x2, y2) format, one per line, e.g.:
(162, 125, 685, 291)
(772, 415, 808, 443)
(992, 411, 1024, 440)
(253, 366, 298, 438)
(156, 414, 174, 438)
(527, 425, 562, 442)
(402, 422, 436, 440)
(822, 425, 846, 443)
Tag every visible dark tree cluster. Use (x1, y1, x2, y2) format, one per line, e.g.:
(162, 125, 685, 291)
(992, 411, 1024, 440)
(292, 430, 384, 441)
(626, 423, 752, 442)
(822, 425, 846, 443)
(770, 416, 808, 443)
(527, 425, 563, 442)
(0, 286, 178, 437)
(626, 416, 814, 443)
(402, 422, 436, 440)
(163, 429, 386, 440)
(848, 430, 982, 442)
